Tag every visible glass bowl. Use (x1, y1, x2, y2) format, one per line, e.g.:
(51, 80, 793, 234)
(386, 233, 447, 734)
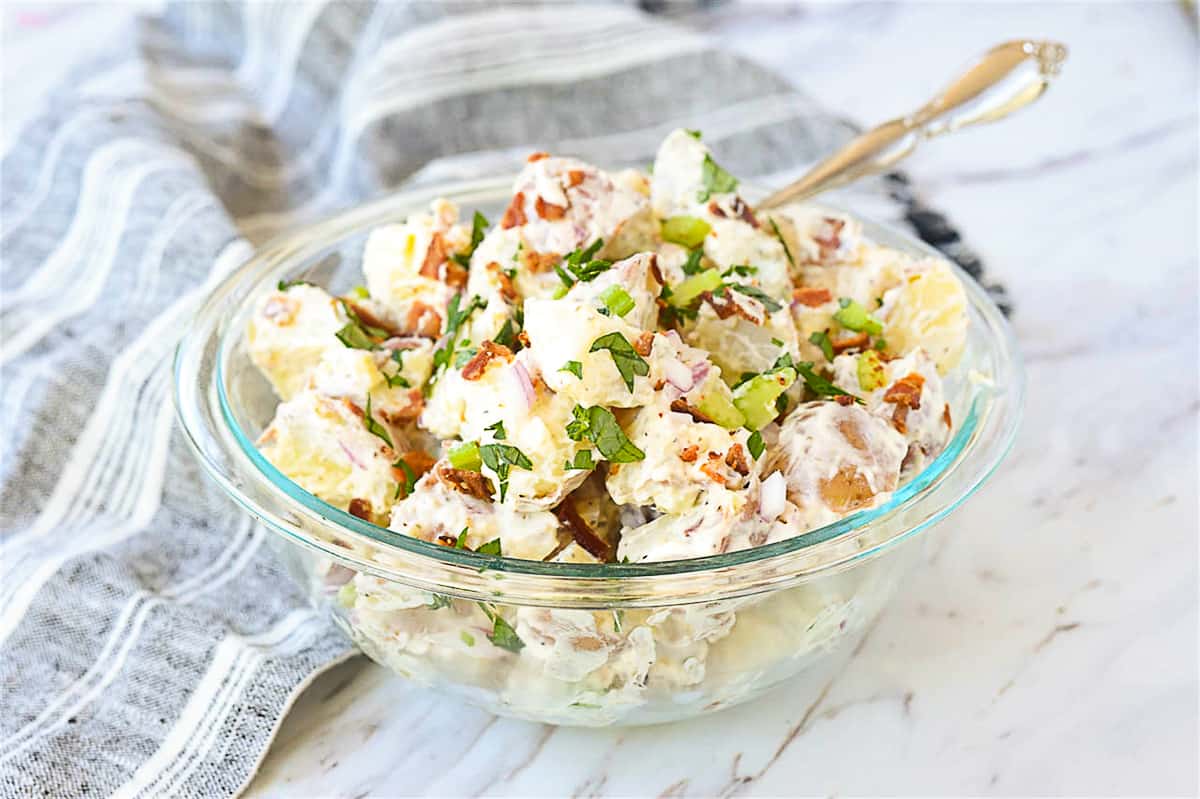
(174, 177, 1023, 726)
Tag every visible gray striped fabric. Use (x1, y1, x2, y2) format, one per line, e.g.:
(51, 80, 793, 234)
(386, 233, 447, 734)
(0, 3, 957, 797)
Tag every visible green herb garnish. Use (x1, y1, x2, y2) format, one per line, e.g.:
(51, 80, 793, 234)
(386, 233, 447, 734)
(768, 217, 795, 268)
(362, 395, 393, 448)
(493, 317, 519, 350)
(393, 457, 418, 499)
(428, 593, 454, 610)
(431, 293, 486, 381)
(454, 346, 478, 368)
(728, 283, 782, 313)
(451, 211, 489, 268)
(276, 278, 313, 291)
(484, 420, 506, 440)
(681, 248, 705, 276)
(479, 443, 533, 502)
(455, 528, 469, 549)
(565, 405, 645, 463)
(809, 330, 835, 362)
(698, 154, 739, 201)
(589, 332, 649, 392)
(336, 322, 377, 351)
(478, 603, 525, 653)
(560, 360, 583, 379)
(564, 449, 596, 471)
(746, 430, 765, 460)
(796, 361, 861, 402)
(475, 538, 502, 556)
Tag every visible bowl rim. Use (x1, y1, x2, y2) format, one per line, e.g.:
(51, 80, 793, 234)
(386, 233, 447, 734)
(174, 175, 1024, 607)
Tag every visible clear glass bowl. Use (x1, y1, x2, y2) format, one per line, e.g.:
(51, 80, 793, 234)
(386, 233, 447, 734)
(174, 177, 1023, 726)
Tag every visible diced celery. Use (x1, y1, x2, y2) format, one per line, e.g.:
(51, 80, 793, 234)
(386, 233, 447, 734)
(350, 285, 370, 299)
(448, 441, 482, 471)
(669, 269, 723, 309)
(857, 349, 887, 392)
(833, 299, 883, 335)
(598, 285, 635, 317)
(692, 385, 746, 429)
(661, 216, 712, 248)
(732, 368, 797, 430)
(337, 581, 357, 608)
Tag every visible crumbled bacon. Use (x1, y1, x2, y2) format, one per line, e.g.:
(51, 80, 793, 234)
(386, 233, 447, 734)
(567, 169, 586, 187)
(535, 196, 567, 220)
(523, 250, 561, 273)
(725, 443, 750, 475)
(646, 253, 664, 286)
(516, 330, 531, 348)
(553, 496, 611, 561)
(708, 197, 758, 228)
(891, 404, 910, 435)
(487, 261, 518, 302)
(348, 498, 372, 521)
(501, 192, 527, 229)
(437, 465, 493, 499)
(527, 151, 550, 162)
(392, 450, 435, 486)
(701, 291, 763, 325)
(436, 534, 458, 547)
(461, 340, 514, 381)
(830, 331, 870, 353)
(418, 232, 448, 280)
(699, 452, 741, 487)
(883, 373, 925, 409)
(942, 402, 953, 428)
(708, 200, 726, 218)
(834, 394, 855, 406)
(792, 286, 832, 307)
(341, 399, 366, 421)
(444, 261, 469, 290)
(670, 399, 713, 424)
(633, 331, 654, 357)
(404, 302, 443, 338)
(345, 300, 403, 338)
(679, 445, 699, 463)
(262, 295, 299, 324)
(378, 389, 425, 424)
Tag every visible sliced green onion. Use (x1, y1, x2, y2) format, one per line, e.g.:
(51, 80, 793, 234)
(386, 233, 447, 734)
(833, 298, 883, 336)
(732, 367, 797, 430)
(448, 441, 482, 471)
(661, 216, 712, 248)
(669, 268, 723, 309)
(598, 285, 636, 317)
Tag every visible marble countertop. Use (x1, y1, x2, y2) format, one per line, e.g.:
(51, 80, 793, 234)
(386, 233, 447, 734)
(242, 3, 1198, 796)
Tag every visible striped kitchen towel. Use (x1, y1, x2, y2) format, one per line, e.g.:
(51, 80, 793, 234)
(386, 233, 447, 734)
(0, 2, 1000, 797)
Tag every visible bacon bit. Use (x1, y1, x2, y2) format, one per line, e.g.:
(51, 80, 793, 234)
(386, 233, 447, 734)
(262, 295, 299, 325)
(527, 151, 550, 162)
(792, 286, 832, 307)
(524, 250, 561, 273)
(725, 443, 750, 475)
(486, 261, 518, 302)
(633, 331, 654, 357)
(699, 457, 726, 484)
(942, 402, 953, 428)
(883, 373, 925, 409)
(734, 197, 759, 228)
(392, 450, 436, 484)
(707, 200, 727, 218)
(345, 300, 404, 338)
(461, 340, 514, 381)
(813, 217, 845, 259)
(419, 232, 448, 280)
(437, 465, 494, 499)
(679, 445, 699, 463)
(341, 399, 366, 421)
(535, 196, 567, 220)
(652, 379, 666, 391)
(646, 253, 664, 286)
(567, 169, 586, 187)
(436, 534, 458, 547)
(516, 330, 531, 348)
(501, 192, 527, 229)
(444, 261, 469, 290)
(348, 498, 372, 521)
(670, 398, 714, 424)
(830, 331, 870, 353)
(834, 394, 855, 406)
(553, 496, 611, 561)
(378, 389, 425, 424)
(892, 404, 910, 435)
(404, 302, 443, 339)
(700, 291, 763, 325)
(717, 535, 732, 554)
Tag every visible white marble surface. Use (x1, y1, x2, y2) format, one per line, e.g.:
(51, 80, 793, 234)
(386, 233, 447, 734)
(238, 3, 1199, 797)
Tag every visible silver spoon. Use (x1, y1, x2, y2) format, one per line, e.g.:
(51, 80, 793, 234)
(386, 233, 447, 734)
(758, 39, 1069, 209)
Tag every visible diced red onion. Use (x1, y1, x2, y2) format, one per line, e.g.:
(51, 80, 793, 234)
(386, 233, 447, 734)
(689, 361, 710, 388)
(382, 336, 424, 351)
(339, 439, 367, 470)
(760, 471, 787, 520)
(662, 358, 694, 392)
(510, 361, 536, 409)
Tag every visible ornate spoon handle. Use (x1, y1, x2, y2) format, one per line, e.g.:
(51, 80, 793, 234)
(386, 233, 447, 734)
(758, 39, 1068, 209)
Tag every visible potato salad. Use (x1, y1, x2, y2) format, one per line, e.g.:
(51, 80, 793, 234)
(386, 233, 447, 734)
(246, 130, 969, 721)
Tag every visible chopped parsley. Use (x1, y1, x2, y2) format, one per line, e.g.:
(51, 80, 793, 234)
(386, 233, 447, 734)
(722, 264, 758, 278)
(809, 330, 835, 362)
(728, 283, 782, 313)
(559, 360, 583, 379)
(335, 322, 377, 351)
(564, 449, 596, 471)
(493, 317, 519, 350)
(384, 349, 410, 387)
(475, 538, 503, 556)
(796, 361, 861, 403)
(768, 217, 795, 268)
(362, 395, 393, 448)
(454, 345, 478, 368)
(276, 278, 313, 291)
(685, 129, 702, 140)
(565, 405, 645, 463)
(428, 593, 454, 610)
(697, 153, 739, 201)
(555, 239, 612, 293)
(484, 420, 506, 440)
(681, 248, 705, 276)
(479, 443, 533, 502)
(588, 332, 649, 392)
(431, 293, 486, 383)
(393, 457, 417, 499)
(451, 211, 489, 268)
(747, 430, 765, 460)
(455, 528, 469, 549)
(478, 603, 525, 653)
